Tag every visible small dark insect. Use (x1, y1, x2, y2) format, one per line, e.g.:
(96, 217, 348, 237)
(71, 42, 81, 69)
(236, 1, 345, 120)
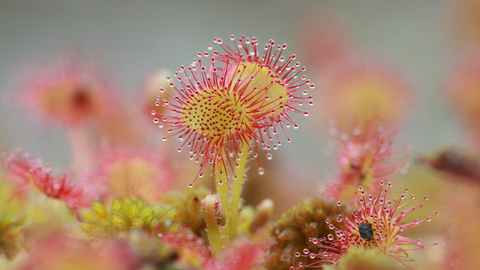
(358, 222, 374, 241)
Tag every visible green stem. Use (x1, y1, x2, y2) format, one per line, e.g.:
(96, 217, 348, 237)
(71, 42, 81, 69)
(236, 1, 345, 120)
(215, 166, 230, 247)
(229, 141, 250, 238)
(202, 194, 222, 253)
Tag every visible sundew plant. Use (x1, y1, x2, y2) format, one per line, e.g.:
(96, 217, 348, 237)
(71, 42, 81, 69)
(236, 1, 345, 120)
(9, 1, 480, 264)
(0, 33, 443, 270)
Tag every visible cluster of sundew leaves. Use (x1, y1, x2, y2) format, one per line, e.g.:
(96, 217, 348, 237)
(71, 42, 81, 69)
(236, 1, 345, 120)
(18, 56, 114, 126)
(265, 198, 343, 270)
(153, 35, 315, 186)
(2, 148, 93, 210)
(0, 35, 444, 270)
(81, 196, 176, 239)
(155, 58, 268, 184)
(319, 58, 413, 129)
(0, 212, 23, 260)
(295, 182, 439, 269)
(321, 117, 410, 202)
(90, 146, 173, 204)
